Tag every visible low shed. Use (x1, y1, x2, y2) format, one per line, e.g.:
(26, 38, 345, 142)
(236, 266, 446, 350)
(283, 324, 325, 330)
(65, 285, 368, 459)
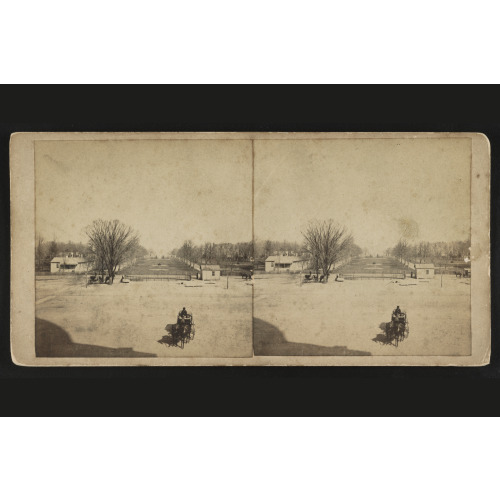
(199, 264, 221, 280)
(414, 263, 435, 279)
(51, 256, 89, 273)
(265, 255, 307, 273)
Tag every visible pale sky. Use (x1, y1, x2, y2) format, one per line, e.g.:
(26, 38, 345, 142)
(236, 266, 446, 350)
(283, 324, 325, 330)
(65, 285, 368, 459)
(35, 140, 253, 254)
(35, 138, 471, 257)
(254, 138, 471, 255)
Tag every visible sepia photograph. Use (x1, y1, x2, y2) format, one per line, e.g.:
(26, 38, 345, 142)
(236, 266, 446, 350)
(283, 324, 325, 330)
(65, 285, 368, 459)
(253, 138, 473, 356)
(32, 138, 253, 358)
(10, 132, 490, 366)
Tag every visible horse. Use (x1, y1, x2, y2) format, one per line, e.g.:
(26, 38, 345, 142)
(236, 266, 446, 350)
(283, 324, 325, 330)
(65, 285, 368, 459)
(241, 272, 251, 280)
(455, 271, 462, 278)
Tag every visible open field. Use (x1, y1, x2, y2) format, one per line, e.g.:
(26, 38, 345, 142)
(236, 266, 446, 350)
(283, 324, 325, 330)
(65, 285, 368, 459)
(35, 275, 253, 358)
(338, 256, 410, 276)
(121, 257, 254, 277)
(34, 261, 472, 359)
(121, 257, 194, 276)
(253, 273, 471, 356)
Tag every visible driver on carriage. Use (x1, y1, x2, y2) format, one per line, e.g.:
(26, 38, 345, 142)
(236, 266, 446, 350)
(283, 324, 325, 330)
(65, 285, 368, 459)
(392, 306, 403, 322)
(178, 307, 189, 324)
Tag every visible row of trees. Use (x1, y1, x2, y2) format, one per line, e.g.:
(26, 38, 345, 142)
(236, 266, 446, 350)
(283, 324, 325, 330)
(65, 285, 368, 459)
(255, 240, 303, 259)
(388, 238, 471, 265)
(173, 240, 254, 265)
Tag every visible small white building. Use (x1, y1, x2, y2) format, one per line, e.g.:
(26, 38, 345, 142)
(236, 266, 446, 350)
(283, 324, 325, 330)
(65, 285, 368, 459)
(414, 263, 435, 279)
(51, 256, 89, 273)
(199, 264, 221, 280)
(265, 255, 307, 273)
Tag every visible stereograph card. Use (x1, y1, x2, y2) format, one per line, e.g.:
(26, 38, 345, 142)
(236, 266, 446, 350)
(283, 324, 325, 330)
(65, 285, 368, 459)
(10, 132, 490, 366)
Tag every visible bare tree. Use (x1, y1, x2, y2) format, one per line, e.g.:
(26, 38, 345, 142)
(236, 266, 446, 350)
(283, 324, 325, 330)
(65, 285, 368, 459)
(263, 240, 274, 258)
(179, 240, 194, 263)
(47, 240, 59, 261)
(203, 242, 216, 264)
(393, 238, 408, 265)
(86, 219, 140, 284)
(302, 219, 353, 282)
(35, 233, 46, 271)
(417, 241, 430, 263)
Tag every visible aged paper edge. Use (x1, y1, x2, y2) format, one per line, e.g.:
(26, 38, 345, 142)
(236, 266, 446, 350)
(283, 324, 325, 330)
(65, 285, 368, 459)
(10, 132, 491, 366)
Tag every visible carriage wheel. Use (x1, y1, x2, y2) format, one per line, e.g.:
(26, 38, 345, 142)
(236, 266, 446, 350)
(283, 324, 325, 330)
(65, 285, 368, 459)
(190, 316, 195, 339)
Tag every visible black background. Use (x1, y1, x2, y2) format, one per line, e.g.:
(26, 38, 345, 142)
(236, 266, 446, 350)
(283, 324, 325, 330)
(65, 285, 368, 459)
(1, 85, 498, 415)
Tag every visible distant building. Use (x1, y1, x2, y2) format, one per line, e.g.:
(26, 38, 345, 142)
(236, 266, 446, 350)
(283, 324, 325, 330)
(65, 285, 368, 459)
(51, 255, 90, 273)
(414, 263, 435, 279)
(265, 255, 307, 273)
(199, 264, 221, 280)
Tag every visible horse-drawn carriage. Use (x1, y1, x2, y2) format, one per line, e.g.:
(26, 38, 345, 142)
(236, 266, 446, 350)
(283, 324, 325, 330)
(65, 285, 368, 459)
(170, 309, 195, 349)
(241, 270, 253, 280)
(303, 272, 325, 283)
(385, 307, 409, 347)
(87, 274, 110, 285)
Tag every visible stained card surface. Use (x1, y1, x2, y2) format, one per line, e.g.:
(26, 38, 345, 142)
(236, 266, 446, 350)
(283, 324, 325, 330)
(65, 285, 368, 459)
(10, 132, 490, 365)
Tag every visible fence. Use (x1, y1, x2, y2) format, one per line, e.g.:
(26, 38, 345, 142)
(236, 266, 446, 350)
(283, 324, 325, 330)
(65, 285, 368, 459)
(220, 269, 253, 277)
(127, 274, 191, 282)
(342, 272, 406, 280)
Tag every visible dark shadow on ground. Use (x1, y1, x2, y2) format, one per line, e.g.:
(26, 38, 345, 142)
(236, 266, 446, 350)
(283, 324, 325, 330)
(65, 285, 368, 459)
(372, 322, 393, 345)
(35, 318, 157, 357)
(158, 324, 181, 348)
(253, 317, 371, 356)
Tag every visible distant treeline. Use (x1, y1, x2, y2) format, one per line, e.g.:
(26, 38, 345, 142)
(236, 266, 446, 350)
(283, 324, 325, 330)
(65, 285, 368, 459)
(172, 239, 309, 265)
(388, 239, 471, 265)
(172, 239, 327, 265)
(172, 240, 254, 265)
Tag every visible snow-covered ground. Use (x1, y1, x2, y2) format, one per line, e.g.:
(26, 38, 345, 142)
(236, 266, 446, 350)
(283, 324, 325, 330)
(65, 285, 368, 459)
(35, 273, 471, 358)
(35, 276, 253, 357)
(253, 274, 471, 356)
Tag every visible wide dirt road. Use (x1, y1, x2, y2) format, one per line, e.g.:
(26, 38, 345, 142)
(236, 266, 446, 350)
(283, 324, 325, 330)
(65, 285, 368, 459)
(253, 274, 471, 356)
(36, 276, 253, 358)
